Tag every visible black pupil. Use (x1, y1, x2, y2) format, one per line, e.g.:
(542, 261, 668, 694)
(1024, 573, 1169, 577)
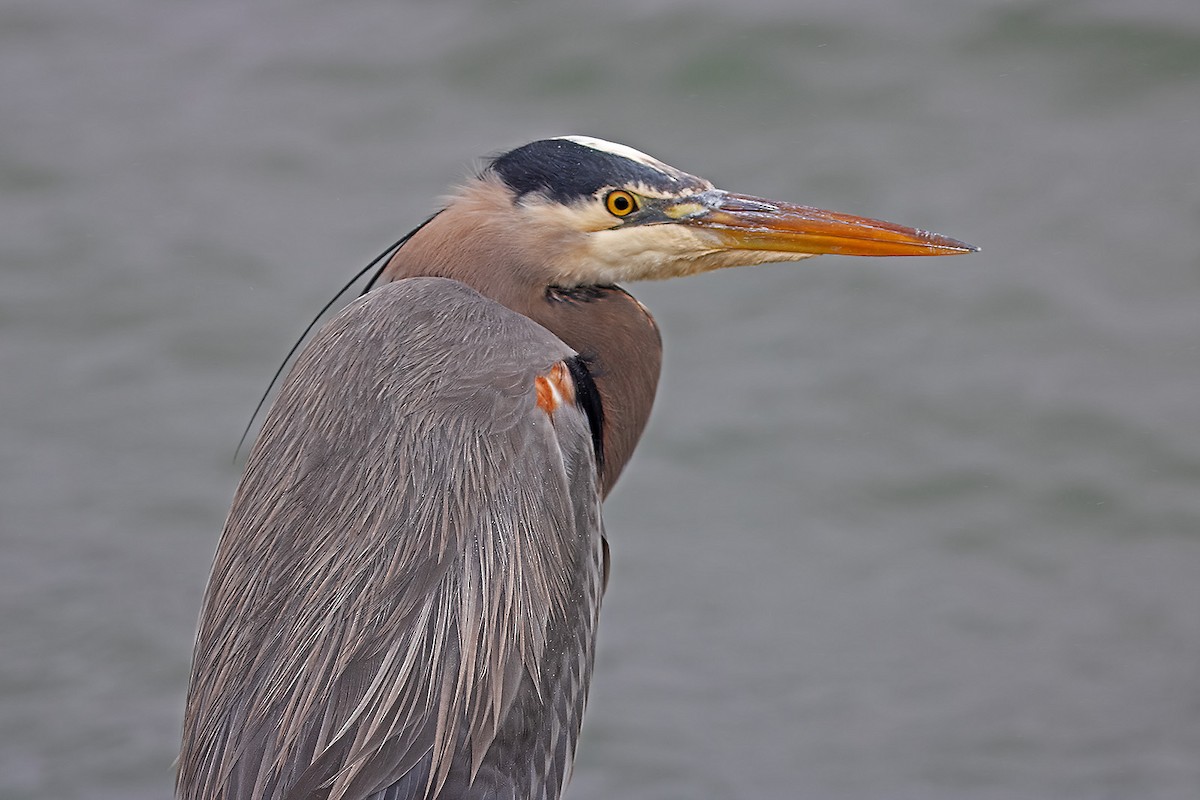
(613, 195, 629, 211)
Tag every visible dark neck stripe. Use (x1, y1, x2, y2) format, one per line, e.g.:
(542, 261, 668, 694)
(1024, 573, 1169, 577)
(545, 284, 617, 304)
(565, 354, 605, 474)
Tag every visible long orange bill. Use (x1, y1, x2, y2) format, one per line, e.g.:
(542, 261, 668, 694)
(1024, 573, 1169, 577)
(688, 192, 978, 257)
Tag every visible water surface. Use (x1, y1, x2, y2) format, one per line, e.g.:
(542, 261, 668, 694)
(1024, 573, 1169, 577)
(2, 2, 1199, 798)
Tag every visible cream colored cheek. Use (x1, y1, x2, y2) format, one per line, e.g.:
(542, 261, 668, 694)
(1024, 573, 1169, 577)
(582, 226, 723, 282)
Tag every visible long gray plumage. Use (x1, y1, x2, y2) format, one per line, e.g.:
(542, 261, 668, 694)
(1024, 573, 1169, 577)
(179, 278, 605, 800)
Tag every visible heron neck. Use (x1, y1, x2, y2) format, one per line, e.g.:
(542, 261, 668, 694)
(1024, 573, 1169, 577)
(526, 286, 661, 495)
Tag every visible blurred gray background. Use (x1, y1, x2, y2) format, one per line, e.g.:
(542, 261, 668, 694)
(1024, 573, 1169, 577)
(3, 1, 1198, 798)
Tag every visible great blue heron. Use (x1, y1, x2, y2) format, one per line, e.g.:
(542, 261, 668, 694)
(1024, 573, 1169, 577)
(178, 136, 976, 800)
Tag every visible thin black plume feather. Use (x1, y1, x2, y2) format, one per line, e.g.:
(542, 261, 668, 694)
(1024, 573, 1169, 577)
(234, 212, 443, 461)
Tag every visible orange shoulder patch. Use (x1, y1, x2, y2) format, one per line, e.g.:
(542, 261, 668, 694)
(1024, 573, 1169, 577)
(535, 361, 575, 416)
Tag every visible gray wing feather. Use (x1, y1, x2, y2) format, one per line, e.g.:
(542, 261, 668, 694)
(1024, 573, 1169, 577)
(178, 278, 605, 800)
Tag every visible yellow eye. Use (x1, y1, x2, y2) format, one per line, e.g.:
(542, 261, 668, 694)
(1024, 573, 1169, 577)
(604, 190, 639, 217)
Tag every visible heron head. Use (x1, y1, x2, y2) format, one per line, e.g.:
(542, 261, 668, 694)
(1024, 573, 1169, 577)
(476, 135, 977, 288)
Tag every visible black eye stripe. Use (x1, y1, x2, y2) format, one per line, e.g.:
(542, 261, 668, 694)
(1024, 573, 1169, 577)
(486, 139, 708, 203)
